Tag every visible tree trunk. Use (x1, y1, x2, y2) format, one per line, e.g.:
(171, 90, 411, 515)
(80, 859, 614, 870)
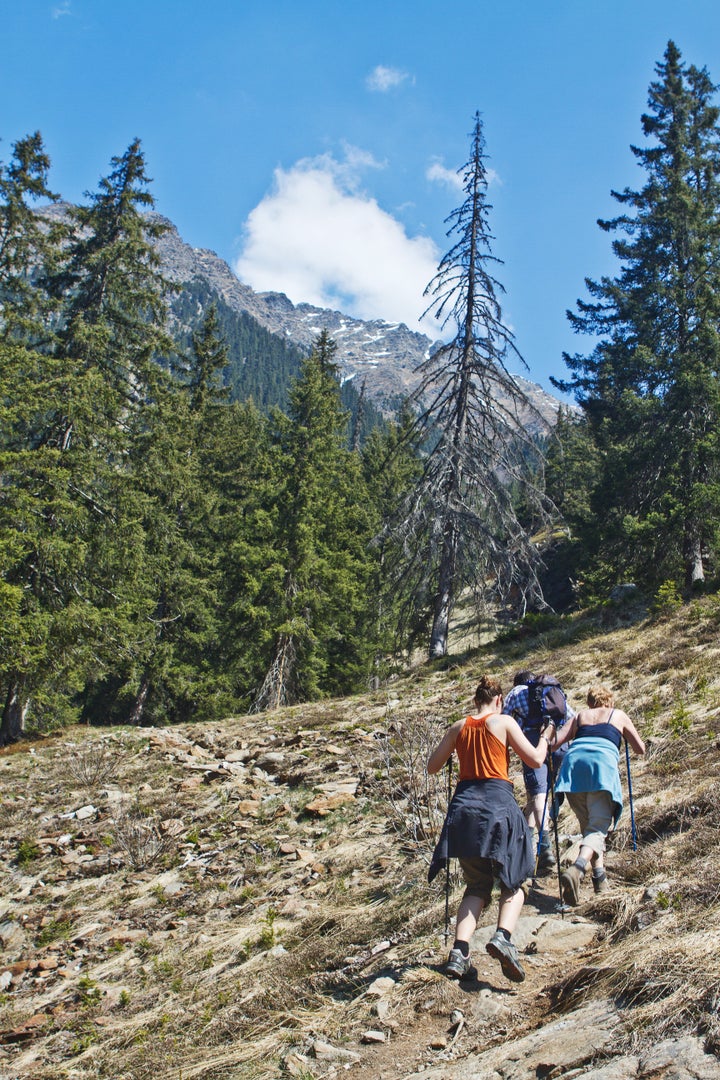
(429, 522, 459, 658)
(0, 680, 29, 746)
(128, 674, 150, 726)
(252, 633, 296, 712)
(684, 530, 705, 590)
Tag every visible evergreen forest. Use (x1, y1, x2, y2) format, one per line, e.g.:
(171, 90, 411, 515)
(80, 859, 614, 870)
(3, 41, 720, 743)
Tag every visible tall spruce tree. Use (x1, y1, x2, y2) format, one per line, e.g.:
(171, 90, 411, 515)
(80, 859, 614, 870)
(362, 404, 425, 660)
(46, 141, 182, 727)
(0, 131, 63, 338)
(252, 331, 375, 710)
(556, 42, 720, 593)
(0, 134, 106, 742)
(388, 114, 551, 658)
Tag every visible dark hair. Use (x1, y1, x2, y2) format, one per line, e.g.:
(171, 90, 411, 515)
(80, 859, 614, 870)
(513, 670, 536, 686)
(474, 674, 503, 705)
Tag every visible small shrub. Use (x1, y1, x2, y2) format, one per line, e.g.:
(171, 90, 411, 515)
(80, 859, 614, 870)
(110, 802, 173, 870)
(259, 907, 278, 949)
(65, 739, 120, 791)
(15, 838, 41, 866)
(669, 704, 692, 737)
(36, 918, 73, 947)
(497, 611, 562, 642)
(77, 975, 102, 1007)
(652, 580, 683, 613)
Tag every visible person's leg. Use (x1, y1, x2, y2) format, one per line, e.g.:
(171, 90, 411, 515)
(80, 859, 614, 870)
(454, 893, 485, 944)
(562, 792, 613, 902)
(497, 886, 525, 934)
(486, 883, 526, 982)
(560, 792, 590, 904)
(445, 858, 492, 978)
(583, 791, 613, 892)
(523, 760, 554, 870)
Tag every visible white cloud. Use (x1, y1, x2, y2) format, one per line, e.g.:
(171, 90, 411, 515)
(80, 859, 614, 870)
(234, 151, 441, 336)
(366, 65, 412, 92)
(52, 1, 72, 17)
(427, 157, 502, 190)
(426, 161, 464, 192)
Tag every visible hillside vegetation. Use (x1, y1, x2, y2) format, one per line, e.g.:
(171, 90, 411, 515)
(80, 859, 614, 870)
(1, 595, 720, 1079)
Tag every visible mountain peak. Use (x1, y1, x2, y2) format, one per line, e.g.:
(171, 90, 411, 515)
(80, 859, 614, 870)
(153, 214, 565, 426)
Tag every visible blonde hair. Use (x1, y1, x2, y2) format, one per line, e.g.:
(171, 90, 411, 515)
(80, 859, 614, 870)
(587, 685, 614, 709)
(474, 674, 503, 705)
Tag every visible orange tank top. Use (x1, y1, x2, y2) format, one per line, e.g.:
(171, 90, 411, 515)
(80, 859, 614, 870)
(456, 715, 510, 781)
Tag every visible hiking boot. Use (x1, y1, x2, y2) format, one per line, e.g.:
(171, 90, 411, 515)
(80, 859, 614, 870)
(536, 847, 556, 874)
(592, 871, 608, 894)
(444, 948, 475, 980)
(485, 930, 525, 983)
(560, 862, 584, 906)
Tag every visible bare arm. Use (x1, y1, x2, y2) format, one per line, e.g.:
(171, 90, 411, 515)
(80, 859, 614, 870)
(427, 719, 465, 774)
(552, 713, 579, 749)
(616, 710, 645, 755)
(494, 714, 551, 769)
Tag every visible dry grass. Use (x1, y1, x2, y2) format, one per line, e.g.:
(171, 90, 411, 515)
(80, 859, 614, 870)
(3, 597, 720, 1076)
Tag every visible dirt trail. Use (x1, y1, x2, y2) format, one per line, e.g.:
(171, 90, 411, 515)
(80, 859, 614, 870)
(349, 876, 604, 1080)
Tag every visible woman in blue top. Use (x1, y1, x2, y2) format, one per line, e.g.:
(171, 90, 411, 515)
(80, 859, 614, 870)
(552, 686, 645, 905)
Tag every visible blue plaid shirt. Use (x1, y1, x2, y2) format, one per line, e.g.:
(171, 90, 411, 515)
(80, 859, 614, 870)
(503, 684, 574, 731)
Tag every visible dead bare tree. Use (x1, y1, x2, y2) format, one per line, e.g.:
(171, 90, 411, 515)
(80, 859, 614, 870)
(387, 113, 554, 658)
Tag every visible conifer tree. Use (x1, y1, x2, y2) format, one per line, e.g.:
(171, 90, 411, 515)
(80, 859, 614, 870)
(556, 42, 720, 592)
(252, 331, 375, 709)
(39, 140, 181, 730)
(0, 132, 93, 743)
(0, 132, 65, 338)
(389, 114, 552, 658)
(362, 404, 424, 659)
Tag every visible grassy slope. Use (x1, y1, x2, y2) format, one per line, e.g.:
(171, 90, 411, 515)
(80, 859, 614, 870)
(1, 596, 719, 1078)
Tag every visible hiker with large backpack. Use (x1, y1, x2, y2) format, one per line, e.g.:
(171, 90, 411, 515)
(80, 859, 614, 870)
(503, 671, 574, 874)
(551, 685, 645, 904)
(426, 674, 557, 985)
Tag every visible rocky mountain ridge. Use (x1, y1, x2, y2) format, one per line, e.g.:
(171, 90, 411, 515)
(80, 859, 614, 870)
(154, 216, 566, 429)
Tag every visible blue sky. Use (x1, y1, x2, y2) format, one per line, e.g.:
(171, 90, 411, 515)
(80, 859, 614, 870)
(4, 1, 720, 396)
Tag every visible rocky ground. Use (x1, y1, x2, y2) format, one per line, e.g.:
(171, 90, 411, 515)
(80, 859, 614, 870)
(1, 597, 720, 1079)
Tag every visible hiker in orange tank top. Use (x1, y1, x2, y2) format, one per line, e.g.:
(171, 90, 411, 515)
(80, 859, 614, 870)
(427, 674, 556, 984)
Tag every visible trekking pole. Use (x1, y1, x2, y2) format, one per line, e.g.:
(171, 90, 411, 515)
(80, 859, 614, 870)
(444, 757, 452, 945)
(546, 745, 565, 919)
(624, 739, 637, 851)
(533, 783, 551, 881)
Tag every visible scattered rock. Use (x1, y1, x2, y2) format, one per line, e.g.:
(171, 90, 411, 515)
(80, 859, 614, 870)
(0, 919, 25, 951)
(304, 792, 355, 815)
(366, 976, 396, 997)
(361, 1029, 387, 1044)
(282, 1049, 315, 1077)
(609, 583, 639, 603)
(405, 999, 621, 1080)
(639, 1035, 720, 1079)
(372, 999, 392, 1021)
(311, 1039, 361, 1063)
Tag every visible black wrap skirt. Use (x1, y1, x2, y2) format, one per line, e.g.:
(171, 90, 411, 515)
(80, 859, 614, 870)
(428, 778, 534, 893)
